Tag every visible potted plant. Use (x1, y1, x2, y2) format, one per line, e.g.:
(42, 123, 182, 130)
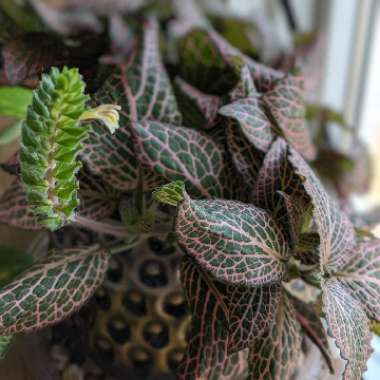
(0, 1, 377, 379)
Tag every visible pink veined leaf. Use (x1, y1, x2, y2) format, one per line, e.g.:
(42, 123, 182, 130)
(252, 138, 310, 249)
(289, 147, 374, 380)
(131, 120, 235, 199)
(77, 168, 120, 220)
(294, 232, 320, 265)
(82, 17, 182, 191)
(219, 97, 277, 153)
(228, 283, 281, 353)
(288, 148, 356, 273)
(262, 73, 316, 160)
(248, 289, 302, 380)
(333, 239, 380, 322)
(229, 63, 257, 102)
(207, 29, 284, 93)
(176, 192, 289, 286)
(322, 279, 372, 380)
(0, 179, 40, 230)
(174, 77, 223, 130)
(0, 246, 109, 334)
(177, 27, 283, 95)
(2, 32, 100, 85)
(225, 120, 264, 188)
(291, 296, 335, 373)
(178, 257, 248, 380)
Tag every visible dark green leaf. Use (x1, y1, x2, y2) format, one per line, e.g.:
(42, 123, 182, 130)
(176, 192, 289, 286)
(248, 290, 301, 380)
(131, 120, 235, 199)
(0, 246, 109, 334)
(0, 245, 35, 287)
(82, 17, 182, 191)
(322, 279, 372, 380)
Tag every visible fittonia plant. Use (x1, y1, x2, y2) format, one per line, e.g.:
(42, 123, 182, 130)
(0, 7, 378, 380)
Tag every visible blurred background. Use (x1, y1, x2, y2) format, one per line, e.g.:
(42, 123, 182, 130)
(1, 0, 380, 379)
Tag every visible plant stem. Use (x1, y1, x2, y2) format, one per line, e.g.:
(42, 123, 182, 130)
(74, 214, 131, 238)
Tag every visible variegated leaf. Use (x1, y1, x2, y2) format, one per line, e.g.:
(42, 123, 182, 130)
(77, 167, 120, 220)
(292, 296, 334, 373)
(225, 120, 264, 188)
(177, 28, 242, 95)
(220, 97, 276, 153)
(131, 121, 234, 199)
(178, 257, 246, 380)
(228, 283, 281, 353)
(248, 290, 302, 380)
(262, 74, 315, 160)
(323, 279, 372, 380)
(206, 29, 283, 93)
(82, 17, 182, 191)
(294, 232, 320, 265)
(178, 27, 284, 95)
(289, 148, 356, 273)
(229, 63, 257, 101)
(0, 246, 109, 334)
(174, 77, 222, 130)
(176, 193, 289, 286)
(333, 239, 380, 321)
(0, 179, 40, 230)
(253, 138, 310, 248)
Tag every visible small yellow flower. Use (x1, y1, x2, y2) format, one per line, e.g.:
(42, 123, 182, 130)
(80, 104, 121, 134)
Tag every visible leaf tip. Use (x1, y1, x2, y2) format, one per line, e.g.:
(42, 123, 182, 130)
(153, 181, 186, 207)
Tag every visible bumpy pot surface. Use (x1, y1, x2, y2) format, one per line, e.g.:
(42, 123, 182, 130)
(49, 232, 190, 380)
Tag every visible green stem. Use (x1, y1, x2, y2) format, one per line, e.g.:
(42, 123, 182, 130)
(74, 214, 131, 238)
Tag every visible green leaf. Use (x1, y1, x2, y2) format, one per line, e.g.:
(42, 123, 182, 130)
(174, 77, 222, 130)
(288, 148, 356, 273)
(0, 179, 40, 230)
(262, 74, 315, 160)
(77, 167, 120, 220)
(322, 279, 372, 380)
(177, 28, 283, 95)
(252, 138, 310, 249)
(179, 257, 249, 380)
(82, 17, 182, 192)
(294, 232, 320, 265)
(0, 86, 32, 118)
(0, 245, 35, 287)
(0, 246, 109, 334)
(209, 15, 261, 58)
(176, 192, 289, 286)
(131, 120, 235, 199)
(0, 335, 13, 360)
(248, 290, 302, 380)
(220, 97, 276, 153)
(177, 28, 242, 95)
(228, 283, 281, 353)
(332, 239, 380, 322)
(20, 66, 90, 230)
(0, 121, 22, 145)
(153, 180, 185, 206)
(292, 296, 334, 373)
(225, 120, 264, 188)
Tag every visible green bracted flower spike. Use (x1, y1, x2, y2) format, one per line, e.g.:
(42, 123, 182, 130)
(20, 66, 120, 230)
